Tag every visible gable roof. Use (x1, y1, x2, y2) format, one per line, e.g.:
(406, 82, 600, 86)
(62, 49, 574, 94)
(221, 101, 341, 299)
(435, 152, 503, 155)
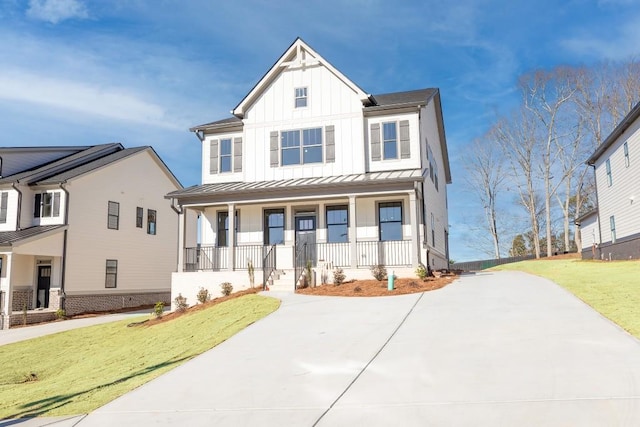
(587, 101, 640, 165)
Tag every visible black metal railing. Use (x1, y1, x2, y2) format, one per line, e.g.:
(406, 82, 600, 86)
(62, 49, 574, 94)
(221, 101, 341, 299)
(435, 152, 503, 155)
(262, 244, 276, 291)
(184, 245, 228, 271)
(294, 242, 310, 291)
(316, 242, 350, 267)
(234, 245, 265, 270)
(356, 240, 412, 267)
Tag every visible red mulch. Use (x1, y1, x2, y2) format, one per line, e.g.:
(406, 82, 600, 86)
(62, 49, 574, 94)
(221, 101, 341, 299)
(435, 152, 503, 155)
(296, 275, 457, 297)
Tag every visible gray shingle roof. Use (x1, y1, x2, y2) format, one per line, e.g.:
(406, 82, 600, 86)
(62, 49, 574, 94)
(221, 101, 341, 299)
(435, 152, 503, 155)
(587, 101, 640, 164)
(0, 225, 66, 246)
(190, 116, 242, 132)
(368, 88, 437, 109)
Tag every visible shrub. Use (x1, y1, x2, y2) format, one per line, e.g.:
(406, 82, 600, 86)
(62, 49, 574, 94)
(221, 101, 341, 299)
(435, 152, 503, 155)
(370, 264, 387, 281)
(354, 286, 362, 293)
(196, 287, 211, 304)
(55, 309, 66, 320)
(174, 294, 188, 313)
(333, 268, 346, 286)
(220, 282, 233, 296)
(153, 302, 164, 319)
(415, 264, 428, 281)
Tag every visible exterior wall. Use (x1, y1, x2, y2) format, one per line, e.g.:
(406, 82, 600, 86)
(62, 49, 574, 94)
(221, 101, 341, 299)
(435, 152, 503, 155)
(364, 112, 422, 172)
(594, 115, 640, 257)
(0, 188, 19, 232)
(171, 270, 252, 311)
(64, 150, 180, 303)
(578, 213, 600, 259)
(9, 311, 56, 327)
(64, 291, 170, 316)
(12, 288, 32, 311)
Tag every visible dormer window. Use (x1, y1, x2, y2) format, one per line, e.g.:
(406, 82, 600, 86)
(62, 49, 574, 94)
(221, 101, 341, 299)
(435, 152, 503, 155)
(295, 87, 307, 108)
(34, 192, 61, 218)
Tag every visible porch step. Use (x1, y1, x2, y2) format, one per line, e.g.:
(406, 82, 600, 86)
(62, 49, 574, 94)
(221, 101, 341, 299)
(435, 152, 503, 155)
(265, 269, 295, 292)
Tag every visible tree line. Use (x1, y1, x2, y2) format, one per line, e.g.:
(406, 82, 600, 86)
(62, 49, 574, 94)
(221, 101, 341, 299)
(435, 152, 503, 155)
(463, 60, 640, 259)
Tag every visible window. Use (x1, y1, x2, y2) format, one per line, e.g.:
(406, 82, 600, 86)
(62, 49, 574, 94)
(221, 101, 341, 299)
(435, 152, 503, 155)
(105, 260, 118, 288)
(431, 213, 435, 246)
(624, 142, 630, 167)
(610, 216, 616, 243)
(281, 128, 322, 165)
(136, 207, 143, 228)
(606, 159, 612, 186)
(382, 122, 398, 159)
(147, 209, 156, 235)
(107, 201, 119, 229)
(379, 202, 402, 241)
(326, 205, 348, 243)
(264, 209, 285, 245)
(295, 87, 307, 108)
(34, 192, 61, 218)
(217, 210, 239, 247)
(0, 192, 7, 224)
(220, 138, 232, 173)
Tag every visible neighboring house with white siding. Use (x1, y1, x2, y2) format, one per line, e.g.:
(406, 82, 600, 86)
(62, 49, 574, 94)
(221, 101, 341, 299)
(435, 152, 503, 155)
(575, 209, 599, 259)
(0, 143, 183, 328)
(167, 38, 451, 300)
(584, 101, 640, 260)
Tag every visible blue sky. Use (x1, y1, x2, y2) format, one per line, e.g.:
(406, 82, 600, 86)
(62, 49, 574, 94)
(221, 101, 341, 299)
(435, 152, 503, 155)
(1, 0, 639, 261)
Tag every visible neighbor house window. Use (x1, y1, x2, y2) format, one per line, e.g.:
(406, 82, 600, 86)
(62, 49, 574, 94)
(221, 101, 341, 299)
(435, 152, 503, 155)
(281, 128, 322, 165)
(326, 205, 348, 243)
(34, 192, 61, 218)
(264, 209, 285, 245)
(217, 210, 239, 247)
(220, 138, 232, 173)
(136, 207, 143, 228)
(105, 260, 118, 288)
(624, 142, 630, 167)
(147, 209, 156, 235)
(0, 192, 7, 224)
(610, 215, 616, 243)
(382, 122, 398, 159)
(295, 87, 307, 108)
(379, 202, 402, 241)
(431, 213, 435, 246)
(606, 159, 612, 186)
(107, 201, 119, 229)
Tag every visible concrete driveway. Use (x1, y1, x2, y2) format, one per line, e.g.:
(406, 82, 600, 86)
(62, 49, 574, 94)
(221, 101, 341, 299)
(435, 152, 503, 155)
(33, 271, 640, 426)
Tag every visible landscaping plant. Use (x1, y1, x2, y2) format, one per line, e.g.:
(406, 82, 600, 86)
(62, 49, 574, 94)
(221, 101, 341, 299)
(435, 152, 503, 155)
(153, 302, 164, 319)
(371, 264, 387, 281)
(196, 287, 211, 304)
(333, 268, 346, 286)
(220, 282, 233, 296)
(174, 294, 188, 312)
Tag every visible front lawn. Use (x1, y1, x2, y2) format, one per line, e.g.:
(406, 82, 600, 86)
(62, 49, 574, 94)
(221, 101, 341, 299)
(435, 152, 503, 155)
(0, 294, 279, 419)
(493, 258, 640, 337)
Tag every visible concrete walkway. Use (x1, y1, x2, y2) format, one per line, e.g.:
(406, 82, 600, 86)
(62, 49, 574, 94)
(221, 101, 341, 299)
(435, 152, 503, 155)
(9, 271, 640, 426)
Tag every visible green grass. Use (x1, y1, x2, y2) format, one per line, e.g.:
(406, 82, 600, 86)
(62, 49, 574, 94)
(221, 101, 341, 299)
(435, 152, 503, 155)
(492, 258, 640, 337)
(0, 294, 279, 419)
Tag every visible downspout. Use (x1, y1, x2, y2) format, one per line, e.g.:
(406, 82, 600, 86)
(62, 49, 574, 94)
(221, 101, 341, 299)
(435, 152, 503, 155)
(59, 183, 70, 310)
(11, 182, 22, 230)
(589, 163, 603, 260)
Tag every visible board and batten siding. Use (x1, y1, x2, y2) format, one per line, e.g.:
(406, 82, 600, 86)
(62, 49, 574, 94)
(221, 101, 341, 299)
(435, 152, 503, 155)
(64, 150, 180, 295)
(0, 189, 19, 232)
(594, 116, 640, 244)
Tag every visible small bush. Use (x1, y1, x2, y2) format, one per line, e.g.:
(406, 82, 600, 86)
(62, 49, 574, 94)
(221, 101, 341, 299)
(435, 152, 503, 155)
(196, 287, 211, 304)
(333, 268, 346, 286)
(370, 264, 387, 281)
(415, 264, 428, 281)
(220, 282, 233, 296)
(153, 302, 164, 319)
(174, 294, 188, 313)
(354, 286, 362, 293)
(55, 309, 66, 320)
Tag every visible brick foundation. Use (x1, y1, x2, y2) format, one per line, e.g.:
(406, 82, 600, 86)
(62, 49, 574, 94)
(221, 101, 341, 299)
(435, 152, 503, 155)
(64, 291, 170, 316)
(12, 290, 33, 311)
(8, 310, 57, 328)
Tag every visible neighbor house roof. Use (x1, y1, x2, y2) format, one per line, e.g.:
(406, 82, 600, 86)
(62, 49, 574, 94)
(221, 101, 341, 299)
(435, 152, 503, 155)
(0, 225, 66, 247)
(587, 101, 640, 165)
(574, 208, 598, 226)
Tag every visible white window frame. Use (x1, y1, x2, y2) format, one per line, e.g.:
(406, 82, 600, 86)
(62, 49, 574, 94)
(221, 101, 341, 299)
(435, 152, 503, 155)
(382, 122, 398, 160)
(295, 87, 307, 108)
(624, 142, 630, 168)
(219, 138, 232, 173)
(281, 128, 323, 166)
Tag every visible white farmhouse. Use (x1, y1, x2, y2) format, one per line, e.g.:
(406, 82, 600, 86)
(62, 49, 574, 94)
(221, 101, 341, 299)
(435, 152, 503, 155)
(167, 38, 451, 299)
(582, 101, 640, 260)
(0, 143, 182, 327)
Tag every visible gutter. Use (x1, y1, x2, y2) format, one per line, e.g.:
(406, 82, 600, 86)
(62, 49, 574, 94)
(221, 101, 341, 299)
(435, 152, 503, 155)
(169, 197, 182, 214)
(11, 182, 22, 230)
(59, 183, 70, 310)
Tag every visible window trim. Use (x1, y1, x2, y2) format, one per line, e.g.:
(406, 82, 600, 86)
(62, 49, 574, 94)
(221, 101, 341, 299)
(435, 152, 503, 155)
(326, 205, 349, 243)
(217, 210, 239, 247)
(610, 215, 616, 243)
(378, 201, 403, 242)
(147, 209, 157, 235)
(105, 259, 118, 288)
(294, 87, 308, 108)
(136, 207, 143, 228)
(382, 122, 398, 160)
(624, 142, 630, 168)
(219, 138, 233, 173)
(107, 201, 119, 230)
(606, 158, 612, 186)
(34, 192, 61, 219)
(280, 127, 323, 166)
(264, 208, 285, 245)
(0, 192, 7, 224)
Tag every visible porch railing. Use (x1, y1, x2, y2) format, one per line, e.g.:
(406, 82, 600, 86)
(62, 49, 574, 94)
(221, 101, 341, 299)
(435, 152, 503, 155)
(262, 244, 276, 291)
(316, 242, 350, 267)
(356, 240, 412, 267)
(294, 242, 309, 291)
(234, 245, 265, 270)
(184, 245, 228, 271)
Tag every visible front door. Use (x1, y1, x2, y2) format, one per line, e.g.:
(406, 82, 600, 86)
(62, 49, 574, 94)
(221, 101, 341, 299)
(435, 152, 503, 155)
(37, 265, 51, 308)
(295, 216, 317, 266)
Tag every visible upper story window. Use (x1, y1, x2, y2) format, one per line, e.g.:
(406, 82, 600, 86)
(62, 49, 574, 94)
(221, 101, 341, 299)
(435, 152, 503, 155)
(295, 87, 307, 108)
(383, 122, 398, 159)
(326, 205, 348, 243)
(606, 158, 612, 186)
(35, 192, 61, 218)
(0, 192, 7, 224)
(379, 202, 402, 241)
(136, 207, 143, 228)
(281, 128, 323, 165)
(370, 120, 410, 162)
(107, 201, 119, 229)
(147, 209, 157, 235)
(220, 138, 232, 173)
(624, 142, 630, 167)
(210, 137, 242, 174)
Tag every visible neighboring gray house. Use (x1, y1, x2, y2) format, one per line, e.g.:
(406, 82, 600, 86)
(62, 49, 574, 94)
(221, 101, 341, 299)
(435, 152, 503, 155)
(583, 101, 640, 260)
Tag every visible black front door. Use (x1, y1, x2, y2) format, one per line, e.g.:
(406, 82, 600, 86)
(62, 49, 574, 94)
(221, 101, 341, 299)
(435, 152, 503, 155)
(37, 265, 51, 308)
(295, 216, 317, 266)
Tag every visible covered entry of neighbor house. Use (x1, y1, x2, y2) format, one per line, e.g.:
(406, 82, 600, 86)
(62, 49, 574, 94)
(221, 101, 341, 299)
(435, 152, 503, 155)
(36, 264, 52, 308)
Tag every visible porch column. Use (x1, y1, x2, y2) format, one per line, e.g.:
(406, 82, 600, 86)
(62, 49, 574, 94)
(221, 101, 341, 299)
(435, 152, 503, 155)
(228, 203, 236, 271)
(177, 211, 185, 273)
(409, 191, 420, 268)
(349, 195, 357, 268)
(1, 253, 13, 330)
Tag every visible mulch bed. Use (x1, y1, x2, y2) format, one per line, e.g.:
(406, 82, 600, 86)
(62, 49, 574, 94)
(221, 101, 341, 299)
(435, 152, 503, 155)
(296, 275, 457, 297)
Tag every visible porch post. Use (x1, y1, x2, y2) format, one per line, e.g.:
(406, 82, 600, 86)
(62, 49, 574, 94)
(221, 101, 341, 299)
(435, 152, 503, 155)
(349, 195, 357, 268)
(228, 203, 236, 271)
(177, 211, 185, 273)
(1, 253, 13, 329)
(409, 191, 420, 268)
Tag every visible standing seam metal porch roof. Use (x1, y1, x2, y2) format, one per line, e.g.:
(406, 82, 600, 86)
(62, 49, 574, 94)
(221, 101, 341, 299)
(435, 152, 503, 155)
(167, 169, 424, 199)
(0, 225, 66, 247)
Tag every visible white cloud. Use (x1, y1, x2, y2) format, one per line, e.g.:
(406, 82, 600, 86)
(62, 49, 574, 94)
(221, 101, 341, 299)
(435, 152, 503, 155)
(26, 0, 88, 24)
